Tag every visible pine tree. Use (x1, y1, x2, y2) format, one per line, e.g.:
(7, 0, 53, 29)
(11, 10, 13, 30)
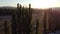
(4, 20, 8, 34)
(11, 9, 17, 34)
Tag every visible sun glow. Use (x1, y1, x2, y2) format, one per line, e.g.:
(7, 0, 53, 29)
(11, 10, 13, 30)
(31, 0, 57, 9)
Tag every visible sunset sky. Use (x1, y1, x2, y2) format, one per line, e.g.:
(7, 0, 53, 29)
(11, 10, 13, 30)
(0, 0, 60, 8)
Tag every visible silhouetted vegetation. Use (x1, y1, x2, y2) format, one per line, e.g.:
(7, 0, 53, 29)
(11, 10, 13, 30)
(11, 3, 32, 34)
(1, 3, 60, 34)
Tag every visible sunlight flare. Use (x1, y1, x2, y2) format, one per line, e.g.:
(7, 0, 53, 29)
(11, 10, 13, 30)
(31, 0, 57, 9)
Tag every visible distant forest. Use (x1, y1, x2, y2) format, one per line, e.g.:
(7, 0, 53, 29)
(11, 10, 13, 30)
(0, 8, 16, 15)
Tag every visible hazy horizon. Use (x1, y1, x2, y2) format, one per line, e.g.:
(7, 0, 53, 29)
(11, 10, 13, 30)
(0, 0, 60, 9)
